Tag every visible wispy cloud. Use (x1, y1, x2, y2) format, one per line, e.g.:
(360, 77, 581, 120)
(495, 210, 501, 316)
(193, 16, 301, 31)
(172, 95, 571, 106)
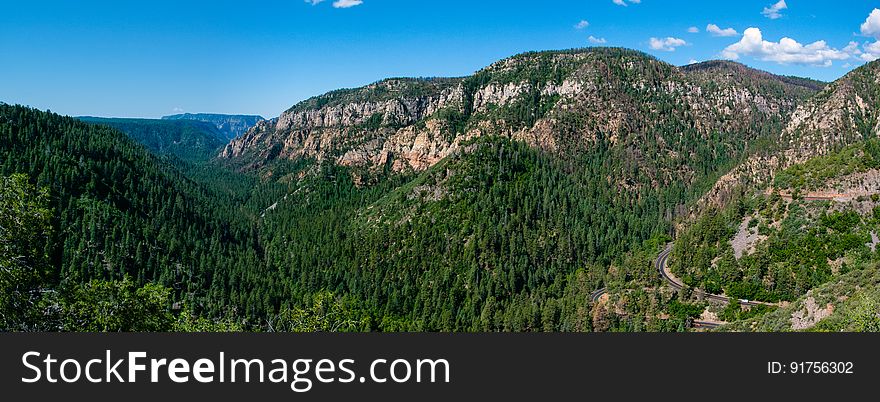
(575, 20, 590, 30)
(304, 0, 325, 5)
(613, 0, 641, 7)
(687, 27, 700, 33)
(721, 27, 849, 66)
(706, 24, 739, 37)
(762, 0, 787, 20)
(649, 37, 687, 51)
(332, 0, 362, 8)
(588, 36, 608, 44)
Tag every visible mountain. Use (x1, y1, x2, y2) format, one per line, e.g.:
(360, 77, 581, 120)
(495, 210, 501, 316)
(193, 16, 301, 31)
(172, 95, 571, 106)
(222, 49, 818, 181)
(220, 48, 826, 331)
(77, 117, 228, 162)
(162, 113, 264, 141)
(697, 60, 880, 211)
(664, 60, 880, 331)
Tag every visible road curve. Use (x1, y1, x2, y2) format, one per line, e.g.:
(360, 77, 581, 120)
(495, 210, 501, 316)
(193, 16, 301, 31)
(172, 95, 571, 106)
(590, 288, 607, 303)
(657, 243, 772, 307)
(589, 242, 772, 330)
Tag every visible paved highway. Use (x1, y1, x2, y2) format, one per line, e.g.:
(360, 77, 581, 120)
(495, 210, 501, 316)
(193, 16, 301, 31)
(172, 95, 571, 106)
(590, 287, 606, 303)
(589, 242, 774, 330)
(656, 243, 771, 307)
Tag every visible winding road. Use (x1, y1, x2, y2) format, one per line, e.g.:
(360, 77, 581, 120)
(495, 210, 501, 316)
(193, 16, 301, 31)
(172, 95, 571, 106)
(591, 243, 775, 330)
(656, 244, 773, 307)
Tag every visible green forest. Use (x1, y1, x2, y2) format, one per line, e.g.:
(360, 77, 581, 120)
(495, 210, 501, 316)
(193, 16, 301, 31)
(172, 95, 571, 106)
(0, 100, 737, 332)
(671, 139, 880, 304)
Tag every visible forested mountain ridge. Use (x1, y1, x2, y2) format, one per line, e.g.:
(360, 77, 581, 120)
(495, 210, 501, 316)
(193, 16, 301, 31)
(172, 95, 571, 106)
(0, 104, 258, 330)
(221, 48, 819, 185)
(680, 60, 825, 93)
(162, 113, 264, 141)
(77, 117, 228, 162)
(697, 59, 880, 212)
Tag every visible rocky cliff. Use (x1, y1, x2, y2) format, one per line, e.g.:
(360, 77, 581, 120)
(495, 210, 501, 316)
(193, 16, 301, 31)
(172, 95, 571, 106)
(220, 48, 820, 184)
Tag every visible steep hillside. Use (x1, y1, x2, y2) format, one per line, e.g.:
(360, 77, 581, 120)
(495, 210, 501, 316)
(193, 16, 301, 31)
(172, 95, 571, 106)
(162, 113, 265, 141)
(0, 105, 264, 329)
(78, 117, 228, 162)
(720, 265, 880, 332)
(634, 59, 880, 332)
(669, 137, 880, 330)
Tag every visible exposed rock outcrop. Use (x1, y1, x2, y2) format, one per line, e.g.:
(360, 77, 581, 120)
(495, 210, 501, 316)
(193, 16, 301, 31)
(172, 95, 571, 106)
(220, 49, 819, 181)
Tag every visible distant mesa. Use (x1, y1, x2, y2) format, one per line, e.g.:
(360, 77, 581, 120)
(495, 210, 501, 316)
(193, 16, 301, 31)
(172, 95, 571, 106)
(162, 113, 265, 141)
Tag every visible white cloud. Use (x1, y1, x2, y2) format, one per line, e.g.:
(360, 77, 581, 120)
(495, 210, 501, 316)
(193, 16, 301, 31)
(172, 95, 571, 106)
(575, 20, 590, 30)
(843, 41, 862, 55)
(332, 0, 362, 8)
(861, 41, 880, 62)
(861, 9, 880, 38)
(173, 107, 185, 113)
(706, 24, 738, 37)
(687, 26, 700, 33)
(762, 0, 787, 20)
(588, 36, 608, 44)
(649, 37, 687, 52)
(613, 0, 640, 6)
(688, 59, 699, 65)
(721, 27, 850, 67)
(857, 9, 880, 62)
(305, 0, 325, 4)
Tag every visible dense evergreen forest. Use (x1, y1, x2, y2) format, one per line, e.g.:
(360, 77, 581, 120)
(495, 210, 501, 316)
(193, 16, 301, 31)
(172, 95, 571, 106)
(0, 101, 759, 332)
(0, 105, 254, 330)
(0, 103, 692, 331)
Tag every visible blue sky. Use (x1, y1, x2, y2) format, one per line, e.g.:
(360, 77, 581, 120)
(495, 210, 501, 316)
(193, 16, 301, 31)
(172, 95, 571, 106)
(3, 0, 880, 118)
